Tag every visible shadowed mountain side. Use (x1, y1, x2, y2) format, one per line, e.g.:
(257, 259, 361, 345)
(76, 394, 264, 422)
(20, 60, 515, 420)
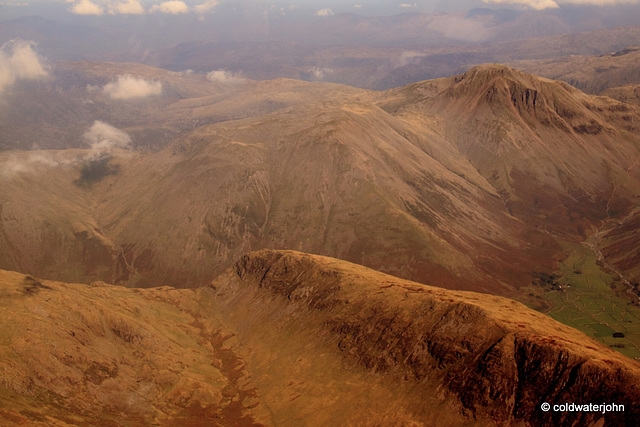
(379, 65, 640, 239)
(0, 150, 125, 285)
(208, 250, 640, 426)
(95, 97, 557, 293)
(3, 251, 640, 426)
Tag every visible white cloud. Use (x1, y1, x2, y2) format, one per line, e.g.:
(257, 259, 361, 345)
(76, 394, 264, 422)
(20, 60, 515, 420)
(0, 152, 68, 179)
(150, 0, 189, 14)
(399, 2, 417, 7)
(315, 8, 334, 17)
(396, 51, 427, 68)
(482, 0, 640, 10)
(309, 67, 334, 80)
(111, 0, 144, 15)
(0, 122, 131, 180)
(83, 121, 131, 158)
(102, 75, 163, 100)
(206, 69, 246, 84)
(354, 4, 363, 8)
(0, 39, 48, 94)
(70, 0, 104, 15)
(194, 0, 219, 15)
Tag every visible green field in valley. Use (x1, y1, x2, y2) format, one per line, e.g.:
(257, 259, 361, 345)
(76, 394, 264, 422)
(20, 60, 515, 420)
(543, 244, 640, 360)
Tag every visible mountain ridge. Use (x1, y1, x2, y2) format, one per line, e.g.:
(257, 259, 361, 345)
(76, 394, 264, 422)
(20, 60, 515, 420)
(3, 250, 639, 425)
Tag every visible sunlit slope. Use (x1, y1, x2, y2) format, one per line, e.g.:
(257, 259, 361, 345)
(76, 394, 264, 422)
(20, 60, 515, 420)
(0, 269, 271, 426)
(2, 250, 640, 426)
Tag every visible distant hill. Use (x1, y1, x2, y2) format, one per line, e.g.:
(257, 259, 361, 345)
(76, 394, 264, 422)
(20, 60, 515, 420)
(2, 63, 639, 305)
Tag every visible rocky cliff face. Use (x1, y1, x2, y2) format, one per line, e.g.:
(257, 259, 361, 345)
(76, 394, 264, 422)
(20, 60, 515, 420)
(212, 250, 640, 426)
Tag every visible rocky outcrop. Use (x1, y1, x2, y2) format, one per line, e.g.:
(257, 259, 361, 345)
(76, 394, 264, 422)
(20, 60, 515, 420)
(213, 249, 640, 426)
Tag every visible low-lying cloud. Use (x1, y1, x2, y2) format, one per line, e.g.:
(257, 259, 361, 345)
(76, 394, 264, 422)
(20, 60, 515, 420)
(396, 51, 427, 68)
(427, 15, 493, 42)
(206, 69, 246, 84)
(0, 39, 48, 94)
(102, 75, 163, 100)
(0, 152, 68, 179)
(83, 121, 131, 159)
(0, 121, 131, 179)
(309, 67, 334, 81)
(69, 0, 217, 16)
(482, 0, 638, 9)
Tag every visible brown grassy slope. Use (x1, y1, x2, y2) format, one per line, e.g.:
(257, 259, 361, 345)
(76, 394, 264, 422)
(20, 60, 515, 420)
(603, 83, 640, 107)
(379, 64, 640, 238)
(0, 269, 271, 426)
(208, 249, 640, 426)
(0, 149, 123, 285)
(94, 91, 555, 293)
(3, 250, 640, 426)
(2, 66, 640, 296)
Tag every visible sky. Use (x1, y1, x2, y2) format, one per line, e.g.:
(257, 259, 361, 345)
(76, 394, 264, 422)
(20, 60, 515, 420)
(1, 0, 637, 21)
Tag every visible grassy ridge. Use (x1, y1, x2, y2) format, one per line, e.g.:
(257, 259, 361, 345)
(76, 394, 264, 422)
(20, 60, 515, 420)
(544, 244, 640, 360)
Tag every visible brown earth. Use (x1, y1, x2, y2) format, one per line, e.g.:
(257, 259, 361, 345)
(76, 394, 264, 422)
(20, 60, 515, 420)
(2, 250, 640, 426)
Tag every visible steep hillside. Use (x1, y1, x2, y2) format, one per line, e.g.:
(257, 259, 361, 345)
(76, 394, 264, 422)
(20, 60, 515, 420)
(2, 65, 640, 301)
(380, 65, 640, 238)
(0, 268, 271, 426)
(93, 91, 559, 293)
(2, 250, 639, 426)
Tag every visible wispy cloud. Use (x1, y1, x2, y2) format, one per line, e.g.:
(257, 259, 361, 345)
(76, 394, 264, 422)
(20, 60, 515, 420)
(309, 67, 334, 81)
(315, 8, 334, 17)
(101, 75, 163, 100)
(395, 51, 427, 68)
(150, 0, 189, 14)
(70, 0, 104, 15)
(206, 69, 246, 84)
(0, 121, 131, 179)
(0, 39, 48, 95)
(194, 0, 219, 15)
(0, 152, 69, 179)
(111, 0, 144, 15)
